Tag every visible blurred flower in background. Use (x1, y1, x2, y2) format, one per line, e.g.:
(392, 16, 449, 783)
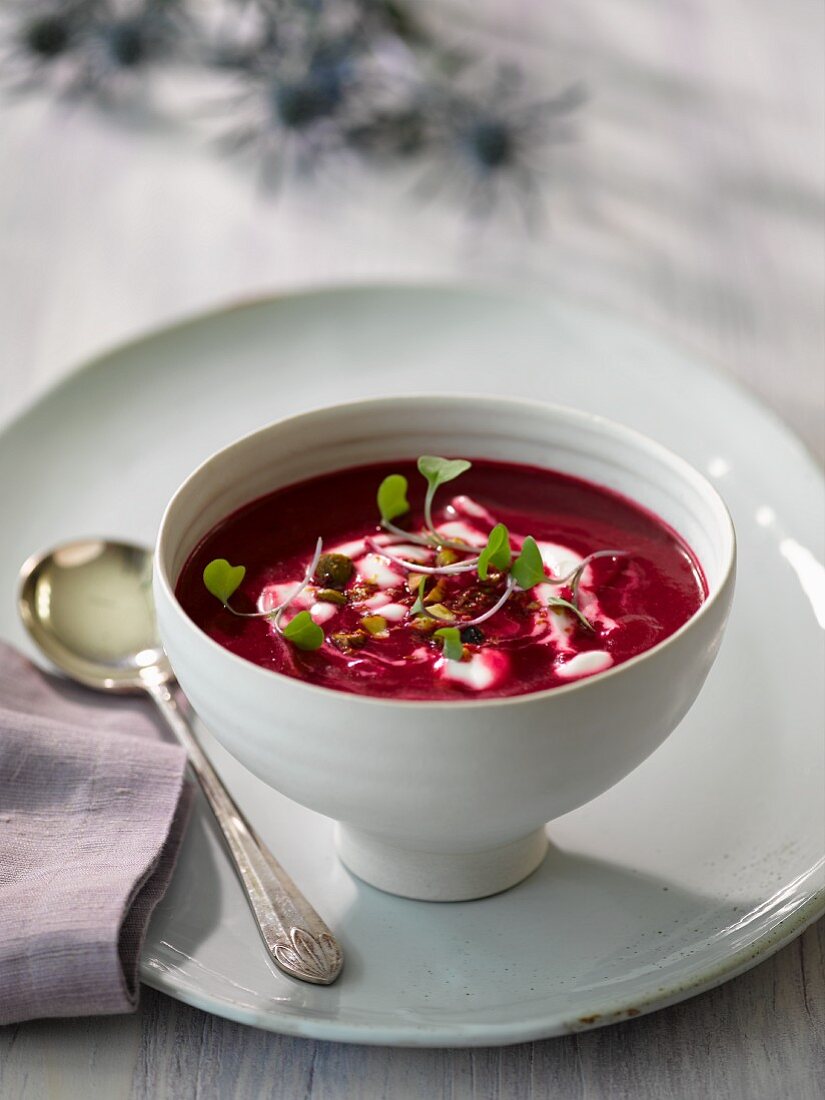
(1, 0, 89, 94)
(0, 0, 582, 217)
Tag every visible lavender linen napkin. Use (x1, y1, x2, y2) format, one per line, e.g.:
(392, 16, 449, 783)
(0, 642, 193, 1025)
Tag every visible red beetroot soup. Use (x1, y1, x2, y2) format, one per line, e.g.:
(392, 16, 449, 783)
(176, 458, 707, 701)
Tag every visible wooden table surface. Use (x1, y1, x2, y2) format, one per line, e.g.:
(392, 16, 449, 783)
(1, 2, 822, 1097)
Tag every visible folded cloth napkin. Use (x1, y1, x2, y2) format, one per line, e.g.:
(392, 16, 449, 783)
(0, 642, 192, 1025)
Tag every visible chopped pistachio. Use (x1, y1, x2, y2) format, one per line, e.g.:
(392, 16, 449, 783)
(349, 581, 377, 602)
(425, 603, 454, 621)
(331, 631, 366, 651)
(362, 615, 388, 636)
(317, 588, 348, 606)
(423, 581, 446, 606)
(315, 553, 354, 590)
(435, 547, 459, 567)
(411, 615, 440, 634)
(407, 573, 425, 593)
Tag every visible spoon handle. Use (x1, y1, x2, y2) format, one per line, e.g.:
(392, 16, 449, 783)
(145, 681, 343, 986)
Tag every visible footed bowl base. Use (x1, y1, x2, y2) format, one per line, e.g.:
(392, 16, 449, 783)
(335, 824, 549, 902)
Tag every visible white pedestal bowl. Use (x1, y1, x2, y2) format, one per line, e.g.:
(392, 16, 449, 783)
(154, 396, 735, 901)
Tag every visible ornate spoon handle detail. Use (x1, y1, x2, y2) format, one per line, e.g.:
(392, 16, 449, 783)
(146, 682, 343, 985)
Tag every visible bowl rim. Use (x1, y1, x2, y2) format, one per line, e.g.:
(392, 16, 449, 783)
(154, 392, 737, 711)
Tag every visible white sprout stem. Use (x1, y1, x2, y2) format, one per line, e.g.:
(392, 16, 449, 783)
(381, 519, 475, 553)
(567, 549, 626, 606)
(273, 536, 324, 633)
(421, 575, 518, 628)
(547, 596, 595, 632)
(366, 537, 480, 575)
(414, 549, 627, 629)
(220, 605, 270, 619)
(423, 482, 437, 536)
(380, 520, 435, 547)
(542, 549, 627, 591)
(221, 537, 325, 622)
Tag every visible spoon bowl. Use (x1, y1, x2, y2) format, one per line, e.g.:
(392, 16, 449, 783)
(18, 539, 170, 692)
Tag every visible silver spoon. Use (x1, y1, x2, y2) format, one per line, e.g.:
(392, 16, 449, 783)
(18, 538, 343, 986)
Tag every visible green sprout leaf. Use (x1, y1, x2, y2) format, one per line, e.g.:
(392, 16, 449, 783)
(377, 474, 410, 523)
(478, 523, 512, 580)
(547, 596, 595, 632)
(417, 455, 472, 487)
(511, 536, 545, 590)
(417, 455, 472, 532)
(282, 610, 325, 651)
(203, 559, 246, 605)
(434, 626, 464, 661)
(410, 574, 433, 615)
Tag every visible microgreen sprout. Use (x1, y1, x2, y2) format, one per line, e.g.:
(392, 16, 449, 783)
(547, 596, 595, 632)
(417, 455, 472, 536)
(511, 536, 545, 590)
(477, 523, 511, 579)
(377, 474, 410, 524)
(434, 626, 464, 661)
(282, 610, 325, 651)
(409, 529, 546, 630)
(202, 538, 327, 649)
(419, 574, 518, 628)
(376, 456, 476, 550)
(410, 577, 430, 616)
(565, 550, 626, 609)
(203, 559, 246, 605)
(365, 537, 479, 576)
(272, 537, 324, 631)
(203, 459, 627, 662)
(379, 521, 473, 552)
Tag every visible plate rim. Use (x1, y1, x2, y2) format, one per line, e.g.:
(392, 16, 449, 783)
(139, 885, 824, 1046)
(3, 280, 823, 1046)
